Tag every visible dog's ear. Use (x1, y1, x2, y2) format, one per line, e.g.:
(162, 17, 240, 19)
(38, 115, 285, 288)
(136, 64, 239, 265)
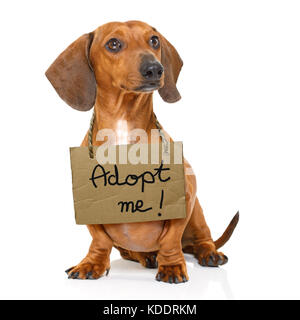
(45, 33, 96, 111)
(158, 34, 183, 103)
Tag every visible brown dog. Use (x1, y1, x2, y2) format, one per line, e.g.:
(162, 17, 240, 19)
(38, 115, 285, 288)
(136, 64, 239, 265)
(46, 20, 238, 284)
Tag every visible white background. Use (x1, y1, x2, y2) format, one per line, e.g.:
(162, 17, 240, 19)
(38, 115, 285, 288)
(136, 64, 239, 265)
(0, 0, 299, 300)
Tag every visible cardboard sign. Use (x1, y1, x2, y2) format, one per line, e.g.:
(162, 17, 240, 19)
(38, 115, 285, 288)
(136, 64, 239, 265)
(70, 142, 186, 224)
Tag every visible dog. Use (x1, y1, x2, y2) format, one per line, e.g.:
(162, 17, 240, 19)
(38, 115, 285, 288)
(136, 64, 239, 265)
(46, 20, 239, 284)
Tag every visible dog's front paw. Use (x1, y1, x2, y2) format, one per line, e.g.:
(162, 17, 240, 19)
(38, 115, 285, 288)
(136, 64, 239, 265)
(155, 264, 188, 284)
(65, 262, 110, 280)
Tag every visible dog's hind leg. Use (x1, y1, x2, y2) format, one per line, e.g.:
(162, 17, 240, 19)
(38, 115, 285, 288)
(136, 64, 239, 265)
(115, 246, 158, 269)
(182, 198, 238, 267)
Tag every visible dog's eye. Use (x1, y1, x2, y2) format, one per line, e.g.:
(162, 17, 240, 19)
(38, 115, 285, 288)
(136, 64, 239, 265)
(105, 38, 122, 52)
(149, 36, 160, 49)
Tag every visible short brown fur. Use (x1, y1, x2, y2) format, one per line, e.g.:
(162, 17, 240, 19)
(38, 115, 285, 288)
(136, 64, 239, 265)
(46, 21, 238, 283)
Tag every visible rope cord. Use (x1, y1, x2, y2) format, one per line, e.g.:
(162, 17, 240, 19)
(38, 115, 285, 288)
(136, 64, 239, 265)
(88, 110, 169, 159)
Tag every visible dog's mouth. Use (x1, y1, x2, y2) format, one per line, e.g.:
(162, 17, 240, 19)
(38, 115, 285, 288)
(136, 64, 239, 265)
(134, 81, 161, 92)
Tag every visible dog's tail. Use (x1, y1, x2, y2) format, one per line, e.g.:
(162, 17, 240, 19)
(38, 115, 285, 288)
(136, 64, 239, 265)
(214, 211, 239, 249)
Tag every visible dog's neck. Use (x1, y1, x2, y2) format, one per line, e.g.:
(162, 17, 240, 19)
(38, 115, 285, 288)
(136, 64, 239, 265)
(93, 88, 157, 144)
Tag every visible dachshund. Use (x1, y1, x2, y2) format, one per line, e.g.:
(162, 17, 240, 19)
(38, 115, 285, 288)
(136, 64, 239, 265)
(45, 20, 239, 284)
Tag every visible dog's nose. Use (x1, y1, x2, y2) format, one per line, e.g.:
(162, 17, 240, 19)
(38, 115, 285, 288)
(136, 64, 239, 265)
(140, 62, 164, 80)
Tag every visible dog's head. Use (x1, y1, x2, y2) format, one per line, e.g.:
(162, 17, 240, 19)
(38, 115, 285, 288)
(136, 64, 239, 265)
(45, 21, 183, 111)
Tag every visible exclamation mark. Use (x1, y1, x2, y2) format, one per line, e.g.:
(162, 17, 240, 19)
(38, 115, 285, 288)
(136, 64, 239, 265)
(158, 190, 164, 217)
